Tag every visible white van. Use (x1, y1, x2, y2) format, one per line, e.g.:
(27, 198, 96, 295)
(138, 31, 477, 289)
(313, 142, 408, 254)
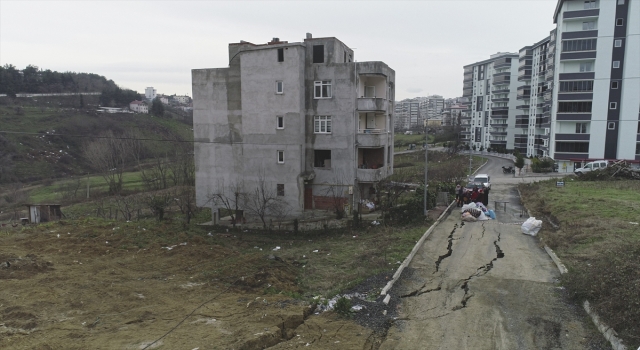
(473, 174, 491, 190)
(574, 160, 608, 175)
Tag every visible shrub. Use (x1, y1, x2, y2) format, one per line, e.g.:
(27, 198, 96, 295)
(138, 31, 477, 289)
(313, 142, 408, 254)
(334, 296, 352, 318)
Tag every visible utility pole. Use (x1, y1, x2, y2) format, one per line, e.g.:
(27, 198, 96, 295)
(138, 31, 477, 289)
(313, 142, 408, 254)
(424, 123, 428, 216)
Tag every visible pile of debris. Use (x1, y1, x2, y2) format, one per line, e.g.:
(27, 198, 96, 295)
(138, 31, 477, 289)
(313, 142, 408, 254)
(581, 160, 640, 181)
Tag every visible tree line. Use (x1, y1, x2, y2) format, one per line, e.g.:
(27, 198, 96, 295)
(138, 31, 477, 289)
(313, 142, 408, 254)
(0, 64, 140, 108)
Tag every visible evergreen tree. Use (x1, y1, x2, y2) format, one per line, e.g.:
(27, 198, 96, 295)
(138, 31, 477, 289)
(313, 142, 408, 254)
(151, 98, 164, 117)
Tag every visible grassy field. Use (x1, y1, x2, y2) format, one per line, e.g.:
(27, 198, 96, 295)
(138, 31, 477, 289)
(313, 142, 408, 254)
(520, 179, 640, 348)
(393, 133, 433, 152)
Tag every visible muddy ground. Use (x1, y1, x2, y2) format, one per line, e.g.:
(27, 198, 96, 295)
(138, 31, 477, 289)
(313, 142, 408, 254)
(0, 223, 389, 349)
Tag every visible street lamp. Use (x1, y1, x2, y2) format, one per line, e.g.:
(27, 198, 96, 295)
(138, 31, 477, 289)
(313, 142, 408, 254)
(424, 122, 428, 216)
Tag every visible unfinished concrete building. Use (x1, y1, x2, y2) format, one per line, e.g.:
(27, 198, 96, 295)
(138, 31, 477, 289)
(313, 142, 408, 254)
(192, 34, 395, 222)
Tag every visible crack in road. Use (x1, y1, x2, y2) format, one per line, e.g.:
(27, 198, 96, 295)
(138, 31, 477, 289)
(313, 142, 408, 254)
(453, 223, 504, 311)
(400, 281, 443, 298)
(434, 224, 458, 272)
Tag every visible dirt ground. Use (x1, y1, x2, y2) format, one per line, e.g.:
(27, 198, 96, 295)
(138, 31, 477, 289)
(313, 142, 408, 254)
(0, 222, 382, 350)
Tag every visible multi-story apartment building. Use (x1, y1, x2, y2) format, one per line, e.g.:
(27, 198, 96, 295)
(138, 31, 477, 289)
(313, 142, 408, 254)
(462, 52, 522, 151)
(550, 0, 640, 171)
(192, 34, 395, 221)
(517, 35, 553, 157)
(145, 87, 157, 100)
(129, 100, 148, 113)
(394, 99, 420, 130)
(420, 95, 445, 121)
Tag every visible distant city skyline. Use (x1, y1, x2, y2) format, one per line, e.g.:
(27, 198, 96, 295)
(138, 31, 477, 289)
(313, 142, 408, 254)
(1, 1, 557, 99)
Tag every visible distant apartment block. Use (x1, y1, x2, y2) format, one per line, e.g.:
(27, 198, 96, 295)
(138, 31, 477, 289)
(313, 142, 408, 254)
(129, 100, 148, 113)
(192, 34, 395, 220)
(173, 95, 190, 104)
(462, 52, 521, 151)
(517, 35, 553, 157)
(145, 87, 157, 100)
(394, 99, 420, 130)
(420, 95, 445, 121)
(551, 0, 640, 171)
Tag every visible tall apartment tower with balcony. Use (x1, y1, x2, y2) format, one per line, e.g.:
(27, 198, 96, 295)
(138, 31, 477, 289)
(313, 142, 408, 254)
(192, 35, 395, 220)
(517, 35, 554, 157)
(462, 52, 522, 151)
(551, 0, 640, 171)
(394, 99, 420, 130)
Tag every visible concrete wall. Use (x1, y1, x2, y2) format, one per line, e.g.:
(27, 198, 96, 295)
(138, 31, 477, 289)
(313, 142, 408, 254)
(193, 36, 394, 220)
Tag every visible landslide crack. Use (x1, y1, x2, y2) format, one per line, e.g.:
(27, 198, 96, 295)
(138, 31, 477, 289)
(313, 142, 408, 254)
(400, 282, 442, 298)
(434, 224, 458, 272)
(453, 224, 504, 311)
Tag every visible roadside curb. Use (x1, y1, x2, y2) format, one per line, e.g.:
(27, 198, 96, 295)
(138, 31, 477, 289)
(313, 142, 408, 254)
(583, 301, 628, 350)
(380, 158, 489, 297)
(517, 186, 628, 350)
(380, 199, 456, 296)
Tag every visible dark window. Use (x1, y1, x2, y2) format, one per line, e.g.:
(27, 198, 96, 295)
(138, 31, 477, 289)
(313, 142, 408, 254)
(558, 101, 592, 113)
(616, 18, 624, 26)
(314, 150, 331, 168)
(576, 122, 587, 133)
(608, 122, 616, 130)
(562, 39, 597, 52)
(610, 102, 617, 109)
(344, 52, 346, 63)
(277, 115, 284, 129)
(636, 143, 640, 155)
(313, 45, 324, 63)
(277, 184, 284, 196)
(277, 48, 284, 62)
(611, 81, 619, 89)
(476, 96, 483, 111)
(559, 80, 594, 92)
(556, 142, 589, 152)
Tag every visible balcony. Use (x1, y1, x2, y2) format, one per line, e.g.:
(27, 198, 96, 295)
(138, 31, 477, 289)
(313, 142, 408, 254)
(492, 88, 510, 94)
(490, 131, 508, 136)
(493, 71, 510, 78)
(516, 104, 530, 110)
(490, 140, 507, 145)
(357, 98, 388, 112)
(357, 131, 388, 147)
(490, 122, 508, 128)
(492, 97, 509, 103)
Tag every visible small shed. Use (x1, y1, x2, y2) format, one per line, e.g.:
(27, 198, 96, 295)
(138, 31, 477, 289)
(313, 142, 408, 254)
(25, 204, 63, 223)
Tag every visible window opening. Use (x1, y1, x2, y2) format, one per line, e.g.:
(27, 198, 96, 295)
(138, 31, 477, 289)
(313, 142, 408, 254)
(277, 48, 284, 62)
(277, 116, 284, 129)
(314, 116, 332, 133)
(277, 184, 284, 196)
(313, 45, 324, 63)
(313, 150, 332, 168)
(314, 81, 332, 98)
(276, 81, 283, 94)
(277, 150, 284, 163)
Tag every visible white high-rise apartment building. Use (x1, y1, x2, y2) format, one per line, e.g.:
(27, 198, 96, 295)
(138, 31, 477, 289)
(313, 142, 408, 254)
(462, 52, 522, 151)
(551, 0, 640, 171)
(145, 87, 157, 100)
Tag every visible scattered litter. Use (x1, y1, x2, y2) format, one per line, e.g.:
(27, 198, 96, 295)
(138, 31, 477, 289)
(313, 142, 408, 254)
(179, 242, 187, 246)
(521, 217, 543, 236)
(312, 250, 319, 253)
(382, 310, 387, 315)
(353, 235, 357, 238)
(208, 232, 213, 236)
(630, 222, 639, 225)
(181, 282, 205, 288)
(106, 241, 109, 244)
(57, 234, 60, 238)
(112, 227, 119, 231)
(273, 246, 281, 251)
(351, 305, 364, 311)
(371, 220, 380, 225)
(396, 261, 401, 264)
(67, 232, 70, 235)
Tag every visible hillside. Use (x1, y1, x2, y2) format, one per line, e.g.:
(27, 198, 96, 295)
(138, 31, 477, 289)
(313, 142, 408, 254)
(0, 99, 193, 184)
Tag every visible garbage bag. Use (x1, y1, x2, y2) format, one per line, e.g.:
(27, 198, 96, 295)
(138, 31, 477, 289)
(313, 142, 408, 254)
(477, 212, 489, 221)
(461, 203, 478, 212)
(521, 217, 543, 236)
(461, 212, 477, 222)
(486, 210, 496, 220)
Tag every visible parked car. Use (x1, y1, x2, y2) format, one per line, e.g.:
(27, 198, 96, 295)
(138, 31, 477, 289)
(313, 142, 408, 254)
(574, 160, 608, 175)
(473, 174, 491, 190)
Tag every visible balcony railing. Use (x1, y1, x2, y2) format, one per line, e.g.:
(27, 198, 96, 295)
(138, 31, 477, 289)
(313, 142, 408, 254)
(357, 98, 388, 111)
(357, 167, 389, 183)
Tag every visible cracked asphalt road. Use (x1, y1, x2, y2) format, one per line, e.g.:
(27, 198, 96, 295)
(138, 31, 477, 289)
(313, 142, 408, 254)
(379, 156, 598, 350)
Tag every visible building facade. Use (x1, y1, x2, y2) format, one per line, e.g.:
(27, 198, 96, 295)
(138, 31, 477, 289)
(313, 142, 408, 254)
(129, 100, 148, 113)
(462, 52, 522, 151)
(394, 98, 420, 130)
(420, 95, 445, 121)
(145, 87, 157, 100)
(192, 34, 395, 220)
(517, 35, 553, 157)
(551, 0, 640, 171)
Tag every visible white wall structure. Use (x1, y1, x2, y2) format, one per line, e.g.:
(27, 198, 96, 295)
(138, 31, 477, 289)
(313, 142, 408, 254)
(130, 100, 148, 113)
(551, 0, 640, 171)
(145, 87, 157, 100)
(192, 35, 395, 221)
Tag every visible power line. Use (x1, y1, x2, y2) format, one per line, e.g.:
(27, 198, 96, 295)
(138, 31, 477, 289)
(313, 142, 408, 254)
(0, 130, 301, 147)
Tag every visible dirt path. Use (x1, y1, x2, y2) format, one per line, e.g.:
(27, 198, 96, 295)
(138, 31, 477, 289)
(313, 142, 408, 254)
(379, 177, 602, 348)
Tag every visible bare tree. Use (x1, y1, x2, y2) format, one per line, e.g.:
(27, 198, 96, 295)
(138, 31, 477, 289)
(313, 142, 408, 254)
(174, 186, 197, 226)
(144, 190, 174, 221)
(242, 171, 284, 229)
(141, 155, 171, 190)
(323, 170, 350, 219)
(207, 179, 245, 228)
(114, 194, 141, 221)
(83, 130, 131, 195)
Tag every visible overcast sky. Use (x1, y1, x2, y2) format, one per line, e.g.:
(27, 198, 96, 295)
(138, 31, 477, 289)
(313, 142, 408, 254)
(1, 1, 558, 100)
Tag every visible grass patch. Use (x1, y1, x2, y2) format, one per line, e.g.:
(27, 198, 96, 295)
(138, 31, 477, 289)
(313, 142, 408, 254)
(520, 179, 640, 348)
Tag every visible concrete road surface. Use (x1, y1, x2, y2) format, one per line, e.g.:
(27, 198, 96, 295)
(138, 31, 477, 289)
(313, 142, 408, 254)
(379, 156, 602, 349)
